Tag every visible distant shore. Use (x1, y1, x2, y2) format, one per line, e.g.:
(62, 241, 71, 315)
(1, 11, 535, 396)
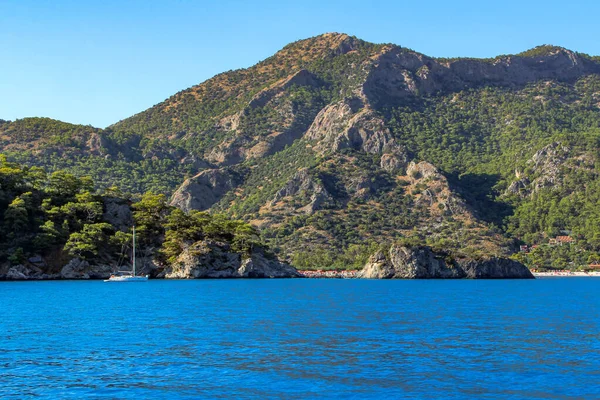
(533, 271, 600, 277)
(297, 270, 359, 278)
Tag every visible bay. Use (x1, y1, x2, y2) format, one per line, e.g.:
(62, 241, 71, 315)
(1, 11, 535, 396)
(0, 278, 599, 399)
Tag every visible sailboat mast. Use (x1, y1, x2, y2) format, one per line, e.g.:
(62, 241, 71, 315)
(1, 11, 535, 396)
(132, 225, 136, 276)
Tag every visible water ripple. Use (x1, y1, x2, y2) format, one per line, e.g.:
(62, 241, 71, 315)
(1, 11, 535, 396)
(0, 279, 599, 399)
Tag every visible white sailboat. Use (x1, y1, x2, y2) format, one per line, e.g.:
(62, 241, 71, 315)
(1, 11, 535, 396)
(104, 226, 149, 282)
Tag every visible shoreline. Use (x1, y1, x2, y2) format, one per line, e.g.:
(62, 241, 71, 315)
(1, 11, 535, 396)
(533, 271, 600, 277)
(4, 270, 599, 280)
(297, 270, 359, 278)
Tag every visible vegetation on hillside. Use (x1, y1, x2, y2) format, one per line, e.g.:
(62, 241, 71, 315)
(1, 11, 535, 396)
(2, 34, 600, 271)
(0, 158, 266, 273)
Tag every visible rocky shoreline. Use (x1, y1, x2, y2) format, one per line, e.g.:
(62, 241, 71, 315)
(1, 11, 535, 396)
(297, 270, 359, 279)
(1, 244, 535, 280)
(357, 245, 534, 279)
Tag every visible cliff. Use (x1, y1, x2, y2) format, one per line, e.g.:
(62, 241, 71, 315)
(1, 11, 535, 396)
(158, 240, 299, 279)
(358, 245, 534, 279)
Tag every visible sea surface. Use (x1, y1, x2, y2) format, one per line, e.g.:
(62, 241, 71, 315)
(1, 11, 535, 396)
(0, 278, 599, 399)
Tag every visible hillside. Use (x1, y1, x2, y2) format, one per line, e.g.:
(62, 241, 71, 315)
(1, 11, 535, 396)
(3, 33, 600, 270)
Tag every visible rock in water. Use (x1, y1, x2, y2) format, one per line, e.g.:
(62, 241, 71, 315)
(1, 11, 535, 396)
(60, 259, 113, 280)
(359, 245, 534, 279)
(457, 257, 535, 279)
(238, 250, 300, 278)
(60, 259, 91, 279)
(162, 240, 299, 279)
(5, 265, 31, 280)
(357, 251, 396, 279)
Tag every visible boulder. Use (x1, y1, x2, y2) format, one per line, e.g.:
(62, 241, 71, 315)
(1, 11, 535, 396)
(2, 264, 48, 280)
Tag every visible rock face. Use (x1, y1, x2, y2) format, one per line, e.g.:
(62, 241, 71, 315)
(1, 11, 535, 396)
(170, 168, 241, 212)
(0, 258, 115, 280)
(161, 240, 299, 279)
(270, 168, 331, 214)
(60, 258, 113, 279)
(359, 245, 534, 279)
(102, 196, 132, 232)
(406, 161, 470, 217)
(306, 100, 405, 158)
(506, 142, 571, 197)
(3, 264, 43, 280)
(457, 257, 535, 279)
(363, 45, 599, 108)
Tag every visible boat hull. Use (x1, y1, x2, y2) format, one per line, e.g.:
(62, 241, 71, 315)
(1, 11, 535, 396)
(104, 275, 149, 282)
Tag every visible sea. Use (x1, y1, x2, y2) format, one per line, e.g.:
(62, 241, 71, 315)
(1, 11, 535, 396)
(0, 278, 599, 399)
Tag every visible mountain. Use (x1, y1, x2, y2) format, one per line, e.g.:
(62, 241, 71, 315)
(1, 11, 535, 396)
(3, 33, 600, 270)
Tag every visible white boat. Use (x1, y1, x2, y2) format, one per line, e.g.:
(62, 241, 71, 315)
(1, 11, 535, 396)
(104, 226, 148, 282)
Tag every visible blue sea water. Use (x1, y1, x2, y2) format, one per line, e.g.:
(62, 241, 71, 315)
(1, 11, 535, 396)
(0, 279, 599, 399)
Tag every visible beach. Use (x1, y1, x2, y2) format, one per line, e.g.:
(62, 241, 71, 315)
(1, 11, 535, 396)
(533, 271, 600, 277)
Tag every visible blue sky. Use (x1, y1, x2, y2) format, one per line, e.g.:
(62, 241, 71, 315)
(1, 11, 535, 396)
(1, 0, 599, 128)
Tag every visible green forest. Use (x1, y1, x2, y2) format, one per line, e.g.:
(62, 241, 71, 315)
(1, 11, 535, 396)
(0, 156, 263, 273)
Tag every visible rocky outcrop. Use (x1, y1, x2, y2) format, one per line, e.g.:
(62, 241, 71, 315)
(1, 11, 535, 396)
(359, 245, 463, 279)
(102, 197, 132, 232)
(161, 240, 299, 279)
(60, 258, 113, 279)
(357, 251, 395, 279)
(505, 142, 571, 197)
(380, 153, 408, 173)
(457, 257, 535, 279)
(406, 161, 470, 216)
(2, 264, 47, 280)
(86, 132, 109, 155)
(0, 257, 116, 280)
(270, 168, 331, 214)
(345, 174, 390, 199)
(238, 250, 300, 278)
(363, 45, 600, 108)
(306, 101, 404, 157)
(205, 139, 246, 166)
(248, 69, 320, 109)
(207, 70, 323, 165)
(406, 160, 442, 180)
(359, 245, 534, 279)
(170, 168, 241, 212)
(506, 177, 531, 196)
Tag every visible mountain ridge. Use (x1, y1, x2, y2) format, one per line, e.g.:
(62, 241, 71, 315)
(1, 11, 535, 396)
(2, 33, 600, 270)
(3, 33, 598, 129)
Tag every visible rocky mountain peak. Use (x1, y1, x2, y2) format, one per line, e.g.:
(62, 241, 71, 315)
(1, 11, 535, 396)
(277, 32, 364, 59)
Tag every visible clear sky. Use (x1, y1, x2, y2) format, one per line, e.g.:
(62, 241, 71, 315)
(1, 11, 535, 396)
(1, 0, 599, 128)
